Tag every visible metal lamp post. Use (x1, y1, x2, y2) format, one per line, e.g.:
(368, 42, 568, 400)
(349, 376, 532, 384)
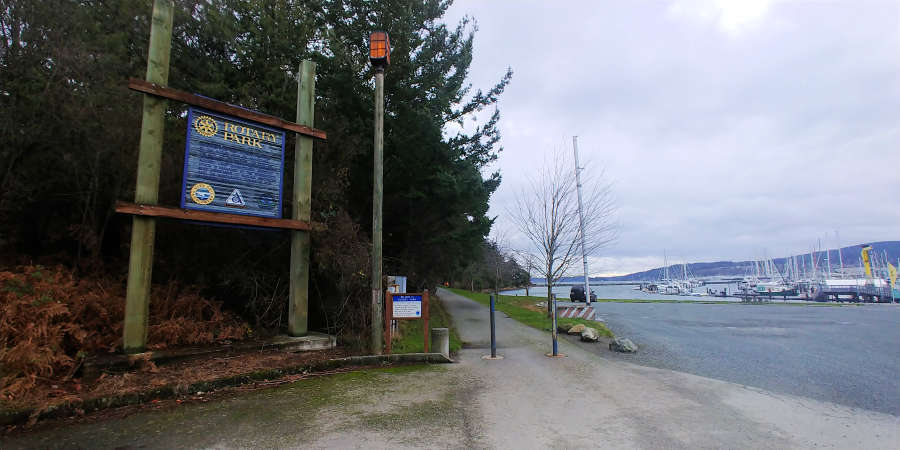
(369, 31, 390, 355)
(573, 136, 591, 306)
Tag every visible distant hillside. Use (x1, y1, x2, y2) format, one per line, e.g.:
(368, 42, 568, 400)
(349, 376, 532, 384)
(534, 241, 900, 283)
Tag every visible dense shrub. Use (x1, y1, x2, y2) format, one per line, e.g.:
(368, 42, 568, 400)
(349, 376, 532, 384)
(0, 266, 247, 398)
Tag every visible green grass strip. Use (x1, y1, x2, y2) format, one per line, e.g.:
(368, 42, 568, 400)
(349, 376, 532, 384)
(391, 294, 463, 354)
(445, 288, 614, 338)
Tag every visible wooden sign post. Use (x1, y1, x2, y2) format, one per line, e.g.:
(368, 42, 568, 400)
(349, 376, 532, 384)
(120, 0, 326, 352)
(122, 0, 174, 353)
(384, 289, 430, 354)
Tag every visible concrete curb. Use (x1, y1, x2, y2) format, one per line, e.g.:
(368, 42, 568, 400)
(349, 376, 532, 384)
(0, 352, 452, 427)
(82, 333, 337, 381)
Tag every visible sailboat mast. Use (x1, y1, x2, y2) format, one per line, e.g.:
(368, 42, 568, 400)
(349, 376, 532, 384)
(836, 231, 844, 278)
(573, 136, 591, 304)
(664, 250, 669, 280)
(810, 250, 816, 280)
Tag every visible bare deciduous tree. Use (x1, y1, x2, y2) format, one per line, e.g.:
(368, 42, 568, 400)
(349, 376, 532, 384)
(488, 228, 510, 295)
(508, 148, 616, 313)
(508, 248, 536, 296)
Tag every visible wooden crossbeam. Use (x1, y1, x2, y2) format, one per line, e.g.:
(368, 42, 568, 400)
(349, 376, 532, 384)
(127, 78, 327, 140)
(115, 202, 312, 230)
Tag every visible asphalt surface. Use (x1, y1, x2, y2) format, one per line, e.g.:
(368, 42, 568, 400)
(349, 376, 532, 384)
(434, 289, 899, 449)
(6, 291, 900, 448)
(590, 302, 900, 415)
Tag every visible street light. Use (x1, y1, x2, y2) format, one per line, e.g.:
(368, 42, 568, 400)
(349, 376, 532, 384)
(370, 31, 390, 354)
(369, 31, 391, 67)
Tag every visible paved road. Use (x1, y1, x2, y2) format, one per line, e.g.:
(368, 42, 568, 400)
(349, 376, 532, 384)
(6, 290, 900, 449)
(436, 289, 899, 448)
(589, 302, 900, 415)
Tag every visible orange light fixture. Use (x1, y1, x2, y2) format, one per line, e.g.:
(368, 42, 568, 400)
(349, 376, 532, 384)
(369, 31, 390, 67)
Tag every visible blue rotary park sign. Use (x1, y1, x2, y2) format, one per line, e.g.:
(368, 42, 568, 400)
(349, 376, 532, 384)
(181, 107, 285, 218)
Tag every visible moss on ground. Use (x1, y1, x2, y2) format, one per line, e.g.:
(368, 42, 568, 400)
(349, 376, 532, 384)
(359, 397, 457, 431)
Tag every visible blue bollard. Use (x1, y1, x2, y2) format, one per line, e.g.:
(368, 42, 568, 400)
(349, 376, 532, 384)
(490, 294, 497, 358)
(551, 293, 558, 356)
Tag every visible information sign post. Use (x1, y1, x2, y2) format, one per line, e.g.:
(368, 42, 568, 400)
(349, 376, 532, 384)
(180, 107, 285, 218)
(384, 289, 430, 354)
(119, 1, 327, 352)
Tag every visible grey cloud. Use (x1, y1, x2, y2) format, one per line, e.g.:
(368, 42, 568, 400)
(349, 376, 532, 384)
(445, 0, 899, 274)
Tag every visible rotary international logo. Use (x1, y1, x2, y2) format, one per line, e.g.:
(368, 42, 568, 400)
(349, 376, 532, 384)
(190, 183, 215, 205)
(193, 115, 218, 137)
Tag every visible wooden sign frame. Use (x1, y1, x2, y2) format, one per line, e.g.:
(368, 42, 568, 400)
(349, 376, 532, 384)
(118, 1, 327, 353)
(384, 289, 430, 354)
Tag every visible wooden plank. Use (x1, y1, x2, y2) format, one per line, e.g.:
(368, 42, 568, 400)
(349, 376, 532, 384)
(127, 78, 327, 140)
(116, 202, 311, 230)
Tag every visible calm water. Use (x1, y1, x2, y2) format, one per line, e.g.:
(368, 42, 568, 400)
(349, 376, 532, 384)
(500, 282, 742, 301)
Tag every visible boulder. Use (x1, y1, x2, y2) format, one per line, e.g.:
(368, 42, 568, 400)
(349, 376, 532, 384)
(557, 322, 573, 333)
(609, 337, 638, 353)
(567, 324, 586, 335)
(580, 327, 599, 342)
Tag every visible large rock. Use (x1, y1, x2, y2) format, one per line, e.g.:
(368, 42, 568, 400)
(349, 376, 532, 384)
(609, 337, 638, 353)
(557, 322, 573, 333)
(580, 327, 599, 342)
(567, 324, 586, 335)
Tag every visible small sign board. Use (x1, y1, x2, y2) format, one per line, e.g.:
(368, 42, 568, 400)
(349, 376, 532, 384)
(392, 294, 422, 318)
(181, 107, 285, 218)
(387, 275, 407, 294)
(384, 290, 430, 354)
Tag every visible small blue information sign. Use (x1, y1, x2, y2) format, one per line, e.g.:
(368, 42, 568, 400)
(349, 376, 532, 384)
(392, 294, 423, 318)
(181, 107, 285, 218)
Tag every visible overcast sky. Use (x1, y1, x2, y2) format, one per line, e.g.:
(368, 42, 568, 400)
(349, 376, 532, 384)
(442, 0, 900, 276)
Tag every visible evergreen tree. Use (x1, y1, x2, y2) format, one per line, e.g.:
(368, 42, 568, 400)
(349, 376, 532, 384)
(0, 0, 511, 340)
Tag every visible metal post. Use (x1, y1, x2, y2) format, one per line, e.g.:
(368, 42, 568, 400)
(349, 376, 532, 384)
(489, 294, 497, 358)
(371, 67, 385, 354)
(289, 60, 316, 336)
(123, 0, 174, 353)
(551, 293, 558, 356)
(573, 136, 591, 306)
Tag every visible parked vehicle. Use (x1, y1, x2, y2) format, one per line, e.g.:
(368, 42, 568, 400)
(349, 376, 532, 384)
(569, 286, 596, 302)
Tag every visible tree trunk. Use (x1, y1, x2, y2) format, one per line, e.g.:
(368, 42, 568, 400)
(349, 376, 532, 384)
(525, 261, 531, 296)
(546, 279, 553, 317)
